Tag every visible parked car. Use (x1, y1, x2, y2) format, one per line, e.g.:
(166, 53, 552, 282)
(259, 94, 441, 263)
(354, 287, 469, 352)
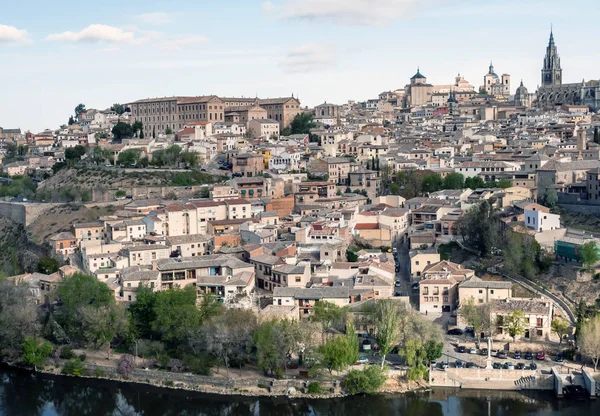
(447, 328, 463, 336)
(554, 355, 565, 363)
(357, 357, 369, 365)
(529, 362, 537, 370)
(466, 362, 476, 368)
(392, 247, 397, 254)
(524, 352, 533, 360)
(429, 360, 437, 367)
(513, 351, 521, 360)
(394, 281, 402, 287)
(480, 348, 488, 356)
(492, 362, 502, 369)
(496, 351, 507, 359)
(515, 363, 525, 370)
(504, 362, 515, 370)
(455, 360, 465, 369)
(457, 346, 466, 353)
(441, 361, 449, 369)
(469, 347, 477, 354)
(536, 351, 546, 360)
(412, 283, 419, 291)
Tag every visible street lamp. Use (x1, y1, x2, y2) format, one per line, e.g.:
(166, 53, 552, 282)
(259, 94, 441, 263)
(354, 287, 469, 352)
(133, 339, 139, 365)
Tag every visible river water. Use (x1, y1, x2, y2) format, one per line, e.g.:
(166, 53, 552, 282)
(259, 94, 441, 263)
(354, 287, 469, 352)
(1, 367, 599, 416)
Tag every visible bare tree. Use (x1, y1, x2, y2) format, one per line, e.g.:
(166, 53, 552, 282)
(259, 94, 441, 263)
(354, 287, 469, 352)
(581, 315, 600, 371)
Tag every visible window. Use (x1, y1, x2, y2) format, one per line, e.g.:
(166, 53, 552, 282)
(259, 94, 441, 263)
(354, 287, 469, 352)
(478, 299, 484, 304)
(443, 297, 448, 303)
(478, 289, 483, 294)
(490, 290, 494, 294)
(295, 277, 301, 283)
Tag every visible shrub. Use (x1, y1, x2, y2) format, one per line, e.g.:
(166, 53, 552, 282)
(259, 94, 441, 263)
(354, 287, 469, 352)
(118, 354, 135, 378)
(78, 353, 87, 362)
(164, 380, 174, 387)
(257, 383, 268, 389)
(183, 354, 213, 376)
(343, 366, 387, 395)
(60, 347, 75, 360)
(169, 358, 184, 373)
(95, 368, 106, 377)
(307, 382, 323, 394)
(62, 359, 85, 376)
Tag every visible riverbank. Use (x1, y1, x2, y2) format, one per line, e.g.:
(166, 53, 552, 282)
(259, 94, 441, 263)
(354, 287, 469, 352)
(9, 361, 427, 399)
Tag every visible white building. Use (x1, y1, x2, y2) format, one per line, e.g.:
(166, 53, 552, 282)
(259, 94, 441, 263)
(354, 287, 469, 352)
(524, 203, 561, 232)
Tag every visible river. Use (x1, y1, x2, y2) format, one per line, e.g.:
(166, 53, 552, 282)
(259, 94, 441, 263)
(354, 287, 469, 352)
(1, 367, 599, 416)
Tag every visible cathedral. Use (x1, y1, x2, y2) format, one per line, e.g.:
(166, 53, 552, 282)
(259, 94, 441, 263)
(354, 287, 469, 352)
(536, 30, 600, 109)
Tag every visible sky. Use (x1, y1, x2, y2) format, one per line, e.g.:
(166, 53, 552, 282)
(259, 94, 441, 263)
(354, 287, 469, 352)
(0, 0, 598, 132)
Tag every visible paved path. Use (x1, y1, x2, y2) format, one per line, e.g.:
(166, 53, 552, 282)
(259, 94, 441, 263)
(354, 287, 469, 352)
(498, 268, 575, 325)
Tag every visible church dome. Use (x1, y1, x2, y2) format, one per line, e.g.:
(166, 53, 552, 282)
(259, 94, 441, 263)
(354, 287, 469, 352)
(488, 62, 499, 79)
(411, 68, 426, 80)
(515, 80, 528, 97)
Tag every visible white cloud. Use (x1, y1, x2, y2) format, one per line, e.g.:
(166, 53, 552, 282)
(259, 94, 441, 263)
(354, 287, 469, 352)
(0, 24, 32, 44)
(46, 24, 135, 43)
(282, 43, 335, 72)
(262, 1, 274, 12)
(161, 35, 210, 51)
(135, 12, 174, 26)
(269, 0, 422, 25)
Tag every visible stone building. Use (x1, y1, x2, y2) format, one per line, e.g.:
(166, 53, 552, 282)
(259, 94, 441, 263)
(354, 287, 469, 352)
(481, 62, 510, 97)
(536, 30, 600, 109)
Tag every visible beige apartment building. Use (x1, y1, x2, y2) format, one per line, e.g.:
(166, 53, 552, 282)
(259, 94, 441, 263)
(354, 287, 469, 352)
(129, 96, 225, 138)
(248, 119, 280, 139)
(409, 249, 441, 279)
(419, 261, 475, 314)
(458, 276, 512, 305)
(309, 157, 352, 185)
(222, 97, 302, 128)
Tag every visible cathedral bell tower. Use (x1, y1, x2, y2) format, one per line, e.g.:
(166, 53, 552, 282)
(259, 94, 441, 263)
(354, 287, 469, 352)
(541, 28, 562, 87)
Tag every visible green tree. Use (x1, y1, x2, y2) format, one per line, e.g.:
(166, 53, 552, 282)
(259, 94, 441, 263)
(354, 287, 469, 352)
(346, 251, 358, 262)
(503, 232, 523, 273)
(458, 200, 500, 256)
(504, 309, 526, 342)
(442, 172, 464, 189)
(22, 337, 53, 370)
(117, 148, 143, 166)
(132, 121, 144, 137)
(281, 127, 291, 136)
(65, 145, 87, 161)
(254, 320, 286, 377)
(37, 257, 60, 274)
(345, 320, 360, 365)
(459, 297, 484, 341)
(421, 174, 443, 194)
(575, 298, 587, 344)
(55, 273, 114, 336)
(579, 241, 599, 271)
(312, 301, 347, 339)
(74, 103, 86, 120)
(497, 179, 512, 188)
(180, 151, 199, 167)
(319, 335, 353, 380)
(112, 122, 134, 142)
(110, 103, 127, 116)
(343, 366, 387, 394)
(594, 127, 600, 145)
(551, 318, 569, 345)
(464, 176, 485, 189)
(289, 113, 316, 135)
(80, 304, 129, 359)
(165, 127, 173, 135)
(373, 300, 401, 368)
(424, 339, 444, 362)
(68, 116, 76, 125)
(541, 189, 558, 208)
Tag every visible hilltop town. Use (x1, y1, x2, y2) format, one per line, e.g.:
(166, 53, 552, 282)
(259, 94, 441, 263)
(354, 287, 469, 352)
(1, 29, 600, 396)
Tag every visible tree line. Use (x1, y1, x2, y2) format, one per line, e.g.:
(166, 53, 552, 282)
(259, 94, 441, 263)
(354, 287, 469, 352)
(2, 274, 444, 394)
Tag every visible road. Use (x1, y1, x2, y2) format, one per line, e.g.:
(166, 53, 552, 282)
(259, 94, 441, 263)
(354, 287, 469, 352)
(498, 268, 575, 325)
(394, 237, 418, 306)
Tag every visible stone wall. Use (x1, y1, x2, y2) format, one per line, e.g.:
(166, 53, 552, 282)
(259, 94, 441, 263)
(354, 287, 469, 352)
(0, 202, 63, 226)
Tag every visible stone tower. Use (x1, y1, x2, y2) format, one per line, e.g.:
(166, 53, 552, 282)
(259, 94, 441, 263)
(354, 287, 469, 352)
(576, 125, 587, 151)
(541, 29, 562, 87)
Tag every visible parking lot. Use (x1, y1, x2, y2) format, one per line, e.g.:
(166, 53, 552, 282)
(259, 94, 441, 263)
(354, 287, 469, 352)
(439, 333, 571, 373)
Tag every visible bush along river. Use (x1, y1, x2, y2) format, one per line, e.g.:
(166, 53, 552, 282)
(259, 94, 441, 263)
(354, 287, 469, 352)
(1, 366, 600, 415)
